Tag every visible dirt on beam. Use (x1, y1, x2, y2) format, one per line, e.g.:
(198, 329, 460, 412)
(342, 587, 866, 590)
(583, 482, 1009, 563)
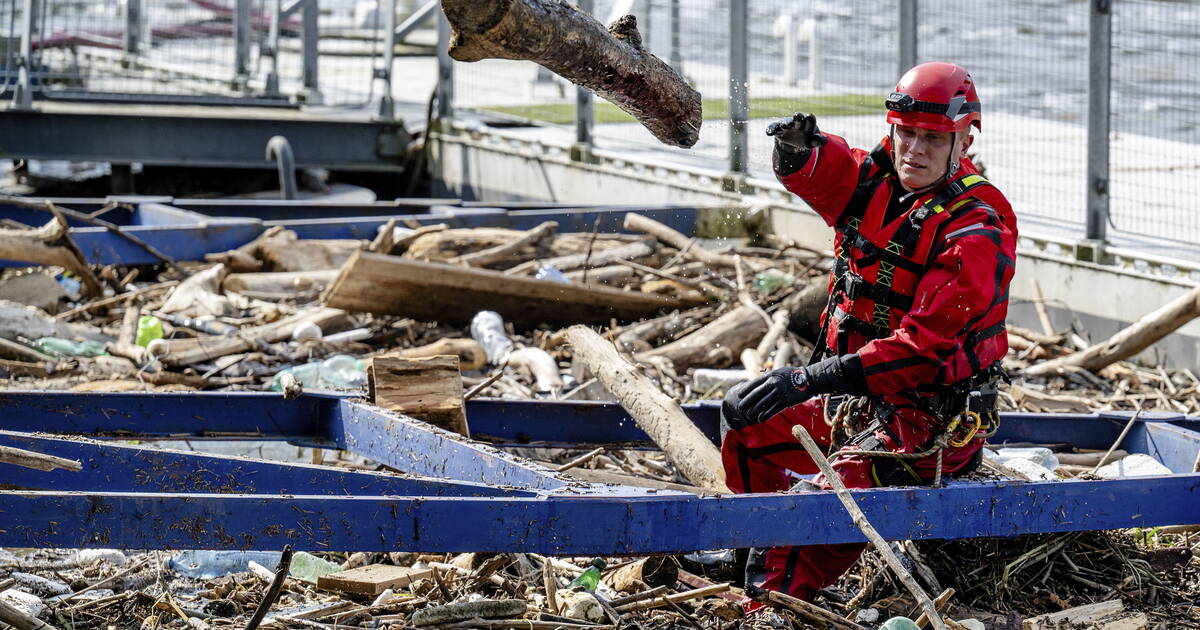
(440, 0, 702, 148)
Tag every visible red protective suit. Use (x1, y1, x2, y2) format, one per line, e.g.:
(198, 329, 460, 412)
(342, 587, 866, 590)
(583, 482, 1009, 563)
(721, 133, 1018, 602)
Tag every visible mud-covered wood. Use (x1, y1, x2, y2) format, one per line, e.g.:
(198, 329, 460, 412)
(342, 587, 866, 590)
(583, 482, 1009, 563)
(441, 0, 702, 148)
(369, 354, 468, 435)
(322, 251, 702, 327)
(318, 564, 435, 596)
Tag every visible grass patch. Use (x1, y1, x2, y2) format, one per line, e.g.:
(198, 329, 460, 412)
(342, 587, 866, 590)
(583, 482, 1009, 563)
(481, 94, 879, 125)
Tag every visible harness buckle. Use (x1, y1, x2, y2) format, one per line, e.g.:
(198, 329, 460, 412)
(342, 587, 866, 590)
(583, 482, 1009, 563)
(842, 272, 865, 301)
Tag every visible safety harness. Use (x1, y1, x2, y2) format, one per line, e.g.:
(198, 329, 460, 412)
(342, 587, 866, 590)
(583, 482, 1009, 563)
(809, 145, 1007, 486)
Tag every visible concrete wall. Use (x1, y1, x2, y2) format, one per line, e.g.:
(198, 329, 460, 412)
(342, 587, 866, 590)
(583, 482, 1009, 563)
(431, 124, 1200, 370)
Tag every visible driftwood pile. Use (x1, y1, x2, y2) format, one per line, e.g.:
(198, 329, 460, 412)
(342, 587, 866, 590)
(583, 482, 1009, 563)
(5, 547, 747, 630)
(5, 208, 1200, 628)
(0, 212, 830, 399)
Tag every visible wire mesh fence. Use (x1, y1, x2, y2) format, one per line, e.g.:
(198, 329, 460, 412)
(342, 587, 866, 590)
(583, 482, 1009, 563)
(1108, 0, 1200, 248)
(444, 0, 1200, 252)
(2, 0, 381, 106)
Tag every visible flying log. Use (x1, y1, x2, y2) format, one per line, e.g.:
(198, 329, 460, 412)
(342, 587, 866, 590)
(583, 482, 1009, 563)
(440, 0, 702, 148)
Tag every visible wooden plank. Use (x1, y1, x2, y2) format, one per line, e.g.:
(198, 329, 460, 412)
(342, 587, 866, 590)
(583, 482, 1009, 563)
(368, 355, 469, 436)
(320, 250, 703, 326)
(317, 564, 434, 595)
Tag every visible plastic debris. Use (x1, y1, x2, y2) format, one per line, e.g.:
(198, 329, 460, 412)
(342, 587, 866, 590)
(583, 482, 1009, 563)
(470, 310, 514, 365)
(169, 550, 283, 579)
(1096, 453, 1173, 479)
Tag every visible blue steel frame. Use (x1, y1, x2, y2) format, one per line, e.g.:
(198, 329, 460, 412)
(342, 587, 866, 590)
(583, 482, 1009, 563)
(1, 391, 1198, 554)
(0, 198, 704, 267)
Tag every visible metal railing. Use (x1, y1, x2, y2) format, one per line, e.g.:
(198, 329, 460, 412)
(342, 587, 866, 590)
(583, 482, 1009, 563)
(1, 0, 439, 108)
(439, 0, 1200, 260)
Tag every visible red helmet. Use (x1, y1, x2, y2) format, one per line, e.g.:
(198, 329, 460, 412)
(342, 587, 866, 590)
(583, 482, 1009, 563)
(885, 62, 981, 133)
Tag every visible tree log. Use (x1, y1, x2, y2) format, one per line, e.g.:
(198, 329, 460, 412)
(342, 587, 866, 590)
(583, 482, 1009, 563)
(441, 0, 701, 148)
(0, 444, 81, 472)
(616, 307, 712, 353)
(0, 217, 102, 297)
(566, 325, 726, 493)
(623, 213, 742, 269)
(223, 270, 340, 295)
(383, 338, 488, 371)
(451, 221, 558, 267)
(605, 558, 679, 593)
(636, 305, 769, 371)
(1024, 286, 1200, 377)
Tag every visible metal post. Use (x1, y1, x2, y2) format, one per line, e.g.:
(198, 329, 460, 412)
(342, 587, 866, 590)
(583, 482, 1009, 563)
(377, 0, 397, 119)
(435, 9, 454, 120)
(641, 0, 652, 52)
(728, 0, 749, 174)
(234, 0, 251, 85)
(1084, 0, 1112, 253)
(574, 0, 593, 151)
(898, 0, 918, 78)
(263, 0, 282, 96)
(124, 0, 142, 53)
(302, 0, 322, 103)
(12, 0, 35, 109)
(669, 0, 681, 70)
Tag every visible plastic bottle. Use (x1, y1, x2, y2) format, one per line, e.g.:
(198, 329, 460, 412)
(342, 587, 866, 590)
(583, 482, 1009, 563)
(269, 354, 366, 392)
(534, 265, 571, 284)
(288, 551, 342, 584)
(320, 354, 367, 388)
(33, 337, 107, 358)
(880, 618, 920, 630)
(752, 270, 793, 294)
(470, 311, 513, 365)
(567, 558, 606, 592)
(135, 315, 164, 347)
(169, 550, 283, 579)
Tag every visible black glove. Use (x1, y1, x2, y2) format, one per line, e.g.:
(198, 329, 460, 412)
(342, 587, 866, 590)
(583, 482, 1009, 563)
(734, 355, 866, 426)
(765, 112, 827, 153)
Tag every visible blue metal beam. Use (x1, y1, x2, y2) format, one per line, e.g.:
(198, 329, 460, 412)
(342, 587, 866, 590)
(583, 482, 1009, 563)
(0, 431, 532, 498)
(330, 400, 566, 490)
(4, 473, 1198, 552)
(0, 391, 327, 439)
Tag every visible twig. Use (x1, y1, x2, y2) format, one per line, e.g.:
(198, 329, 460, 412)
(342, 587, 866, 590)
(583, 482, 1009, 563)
(1089, 409, 1142, 475)
(39, 198, 188, 273)
(613, 583, 729, 612)
(555, 447, 605, 472)
(0, 444, 81, 472)
(60, 556, 153, 604)
(542, 557, 559, 615)
(744, 586, 866, 630)
(55, 280, 180, 320)
(581, 217, 602, 284)
(608, 585, 669, 607)
(244, 545, 294, 630)
(464, 363, 508, 401)
(791, 424, 951, 630)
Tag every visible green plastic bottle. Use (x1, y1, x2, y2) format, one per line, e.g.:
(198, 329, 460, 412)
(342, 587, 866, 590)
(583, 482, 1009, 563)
(568, 558, 606, 592)
(136, 315, 164, 347)
(33, 337, 107, 358)
(880, 617, 920, 630)
(288, 551, 342, 584)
